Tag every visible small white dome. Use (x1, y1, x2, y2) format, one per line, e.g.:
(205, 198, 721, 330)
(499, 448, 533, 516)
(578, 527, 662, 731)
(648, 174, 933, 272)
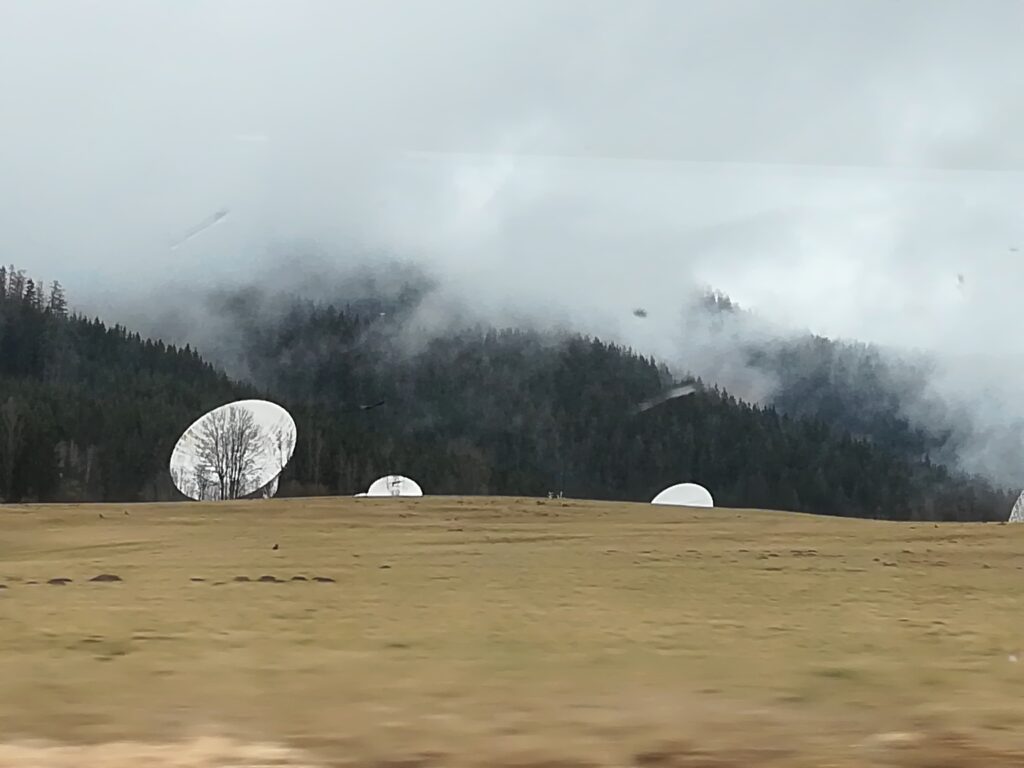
(651, 482, 714, 508)
(364, 474, 423, 497)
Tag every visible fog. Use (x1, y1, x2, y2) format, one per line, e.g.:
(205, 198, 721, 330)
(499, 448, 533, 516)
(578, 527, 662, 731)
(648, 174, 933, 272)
(4, 0, 1024, 484)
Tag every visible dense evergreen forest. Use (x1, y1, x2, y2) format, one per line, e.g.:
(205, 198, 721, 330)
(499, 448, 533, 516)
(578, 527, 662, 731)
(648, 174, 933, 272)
(0, 266, 242, 501)
(680, 291, 941, 461)
(0, 265, 1012, 520)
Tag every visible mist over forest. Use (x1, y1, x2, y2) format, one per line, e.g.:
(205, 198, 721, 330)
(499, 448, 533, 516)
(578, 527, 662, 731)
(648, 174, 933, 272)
(105, 253, 1024, 491)
(0, 261, 1015, 521)
(7, 2, 1024, 520)
(9, 7, 1024, 763)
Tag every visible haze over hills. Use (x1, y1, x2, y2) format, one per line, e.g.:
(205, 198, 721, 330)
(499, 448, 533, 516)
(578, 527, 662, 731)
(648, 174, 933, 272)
(6, 5, 1024, 764)
(8, 1, 1024, 516)
(0, 263, 1012, 521)
(131, 258, 1024, 488)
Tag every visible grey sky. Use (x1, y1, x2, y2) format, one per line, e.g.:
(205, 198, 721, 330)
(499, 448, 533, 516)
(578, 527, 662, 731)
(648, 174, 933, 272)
(3, 0, 1024, 357)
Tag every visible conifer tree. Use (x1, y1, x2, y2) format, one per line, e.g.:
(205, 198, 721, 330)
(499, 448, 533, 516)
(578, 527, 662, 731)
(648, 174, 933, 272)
(48, 281, 67, 316)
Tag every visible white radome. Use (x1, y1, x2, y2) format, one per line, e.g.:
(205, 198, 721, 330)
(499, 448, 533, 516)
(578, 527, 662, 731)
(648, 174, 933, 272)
(361, 474, 423, 497)
(651, 482, 714, 508)
(169, 399, 297, 501)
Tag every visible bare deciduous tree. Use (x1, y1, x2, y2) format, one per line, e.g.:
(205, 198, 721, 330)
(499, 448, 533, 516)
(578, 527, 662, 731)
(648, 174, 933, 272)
(171, 464, 214, 501)
(272, 424, 297, 475)
(250, 425, 294, 499)
(192, 405, 266, 500)
(191, 462, 216, 501)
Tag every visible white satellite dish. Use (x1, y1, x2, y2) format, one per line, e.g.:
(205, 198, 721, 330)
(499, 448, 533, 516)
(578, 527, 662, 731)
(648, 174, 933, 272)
(651, 482, 714, 508)
(169, 399, 297, 501)
(363, 474, 423, 497)
(1009, 490, 1024, 522)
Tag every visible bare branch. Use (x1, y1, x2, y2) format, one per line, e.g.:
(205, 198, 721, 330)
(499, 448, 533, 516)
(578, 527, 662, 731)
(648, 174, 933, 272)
(190, 405, 267, 500)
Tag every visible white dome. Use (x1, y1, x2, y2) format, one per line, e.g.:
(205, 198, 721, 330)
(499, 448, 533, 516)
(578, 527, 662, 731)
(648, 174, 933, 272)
(365, 474, 423, 497)
(651, 482, 714, 508)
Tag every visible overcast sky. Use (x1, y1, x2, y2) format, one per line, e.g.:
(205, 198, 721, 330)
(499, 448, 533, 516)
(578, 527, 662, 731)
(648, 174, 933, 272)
(3, 0, 1024, 359)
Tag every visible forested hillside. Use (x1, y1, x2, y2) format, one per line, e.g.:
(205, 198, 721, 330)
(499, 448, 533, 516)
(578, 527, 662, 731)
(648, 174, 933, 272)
(688, 292, 938, 459)
(0, 266, 1012, 520)
(730, 304, 1002, 476)
(203, 291, 1013, 521)
(0, 266, 242, 501)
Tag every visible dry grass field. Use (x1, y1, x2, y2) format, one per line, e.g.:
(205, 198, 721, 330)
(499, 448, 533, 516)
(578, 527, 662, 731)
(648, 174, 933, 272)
(3, 496, 1024, 766)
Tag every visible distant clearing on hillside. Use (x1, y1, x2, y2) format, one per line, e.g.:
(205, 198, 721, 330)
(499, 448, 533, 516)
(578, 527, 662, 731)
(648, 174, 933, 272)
(3, 497, 1024, 766)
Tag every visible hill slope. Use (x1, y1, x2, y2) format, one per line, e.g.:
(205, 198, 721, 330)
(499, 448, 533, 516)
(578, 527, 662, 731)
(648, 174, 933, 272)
(0, 267, 243, 501)
(225, 296, 1010, 520)
(0, 266, 1011, 519)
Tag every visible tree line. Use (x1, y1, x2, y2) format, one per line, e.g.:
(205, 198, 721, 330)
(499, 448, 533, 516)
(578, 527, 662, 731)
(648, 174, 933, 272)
(220, 298, 1013, 521)
(0, 266, 242, 501)
(0, 266, 1013, 520)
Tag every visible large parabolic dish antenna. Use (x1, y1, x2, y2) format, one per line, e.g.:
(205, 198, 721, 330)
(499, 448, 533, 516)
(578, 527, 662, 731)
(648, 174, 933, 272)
(169, 399, 297, 501)
(364, 474, 423, 497)
(1009, 490, 1024, 522)
(651, 482, 714, 508)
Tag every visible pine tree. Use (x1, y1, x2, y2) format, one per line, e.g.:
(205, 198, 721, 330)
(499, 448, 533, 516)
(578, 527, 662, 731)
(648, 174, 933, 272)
(7, 268, 24, 301)
(23, 279, 36, 308)
(48, 281, 68, 316)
